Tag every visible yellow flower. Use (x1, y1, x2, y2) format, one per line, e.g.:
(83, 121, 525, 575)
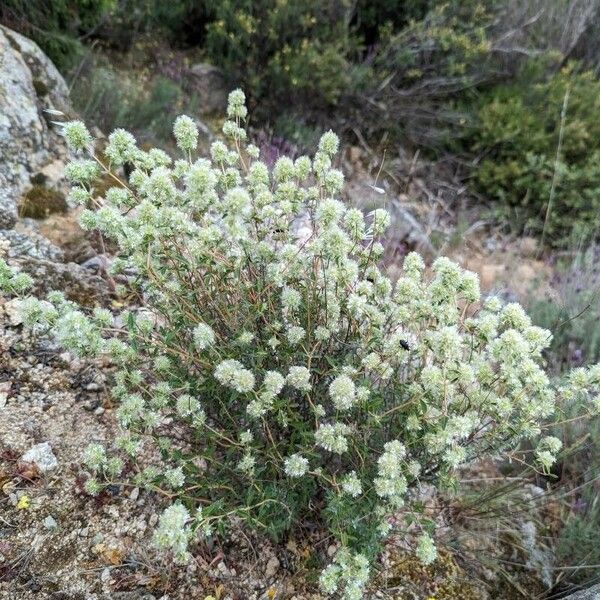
(17, 495, 30, 510)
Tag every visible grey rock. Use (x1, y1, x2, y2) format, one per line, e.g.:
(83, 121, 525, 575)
(185, 63, 228, 114)
(81, 255, 109, 272)
(1, 27, 70, 113)
(563, 584, 600, 599)
(265, 555, 280, 578)
(43, 515, 58, 529)
(101, 594, 156, 600)
(0, 26, 71, 230)
(0, 229, 64, 261)
(13, 258, 110, 306)
(388, 200, 436, 258)
(21, 441, 58, 473)
(0, 182, 18, 229)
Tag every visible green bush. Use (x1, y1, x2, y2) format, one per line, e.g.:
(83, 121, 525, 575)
(0, 0, 115, 69)
(359, 0, 496, 146)
(202, 0, 499, 142)
(20, 91, 600, 598)
(470, 64, 600, 245)
(69, 55, 194, 146)
(202, 0, 359, 114)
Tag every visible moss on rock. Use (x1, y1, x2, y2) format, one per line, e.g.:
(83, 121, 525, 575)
(20, 185, 68, 219)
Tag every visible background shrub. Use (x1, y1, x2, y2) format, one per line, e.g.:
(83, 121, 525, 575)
(469, 63, 600, 245)
(527, 247, 600, 374)
(0, 0, 116, 69)
(201, 0, 359, 117)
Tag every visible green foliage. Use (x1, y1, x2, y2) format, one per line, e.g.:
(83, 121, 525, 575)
(359, 0, 495, 146)
(528, 263, 600, 376)
(353, 0, 431, 43)
(556, 485, 600, 586)
(202, 0, 359, 113)
(552, 386, 600, 588)
(470, 64, 600, 245)
(0, 255, 33, 296)
(69, 55, 194, 145)
(19, 185, 68, 219)
(526, 246, 600, 587)
(0, 0, 115, 69)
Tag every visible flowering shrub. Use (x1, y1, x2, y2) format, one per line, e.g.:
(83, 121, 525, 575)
(19, 91, 600, 598)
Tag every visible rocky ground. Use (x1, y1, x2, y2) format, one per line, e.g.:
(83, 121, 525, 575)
(0, 318, 312, 600)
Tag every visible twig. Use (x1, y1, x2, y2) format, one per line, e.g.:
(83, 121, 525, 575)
(540, 84, 570, 250)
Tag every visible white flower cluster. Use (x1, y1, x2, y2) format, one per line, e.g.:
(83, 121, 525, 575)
(319, 549, 370, 600)
(16, 89, 599, 598)
(329, 375, 357, 411)
(416, 532, 438, 566)
(315, 423, 351, 454)
(193, 322, 215, 350)
(0, 258, 32, 296)
(374, 440, 407, 506)
(214, 359, 255, 393)
(152, 503, 192, 564)
(284, 453, 309, 477)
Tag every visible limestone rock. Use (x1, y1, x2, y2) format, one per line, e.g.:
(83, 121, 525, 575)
(0, 25, 71, 231)
(1, 26, 70, 113)
(21, 441, 58, 473)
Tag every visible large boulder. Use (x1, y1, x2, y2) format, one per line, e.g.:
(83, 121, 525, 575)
(0, 25, 71, 230)
(0, 27, 111, 306)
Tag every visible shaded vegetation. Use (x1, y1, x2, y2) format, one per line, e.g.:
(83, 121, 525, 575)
(20, 185, 68, 219)
(4, 1, 600, 246)
(469, 63, 600, 245)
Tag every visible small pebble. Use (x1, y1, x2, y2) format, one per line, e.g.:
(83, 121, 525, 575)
(21, 442, 58, 473)
(43, 515, 57, 529)
(265, 555, 280, 578)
